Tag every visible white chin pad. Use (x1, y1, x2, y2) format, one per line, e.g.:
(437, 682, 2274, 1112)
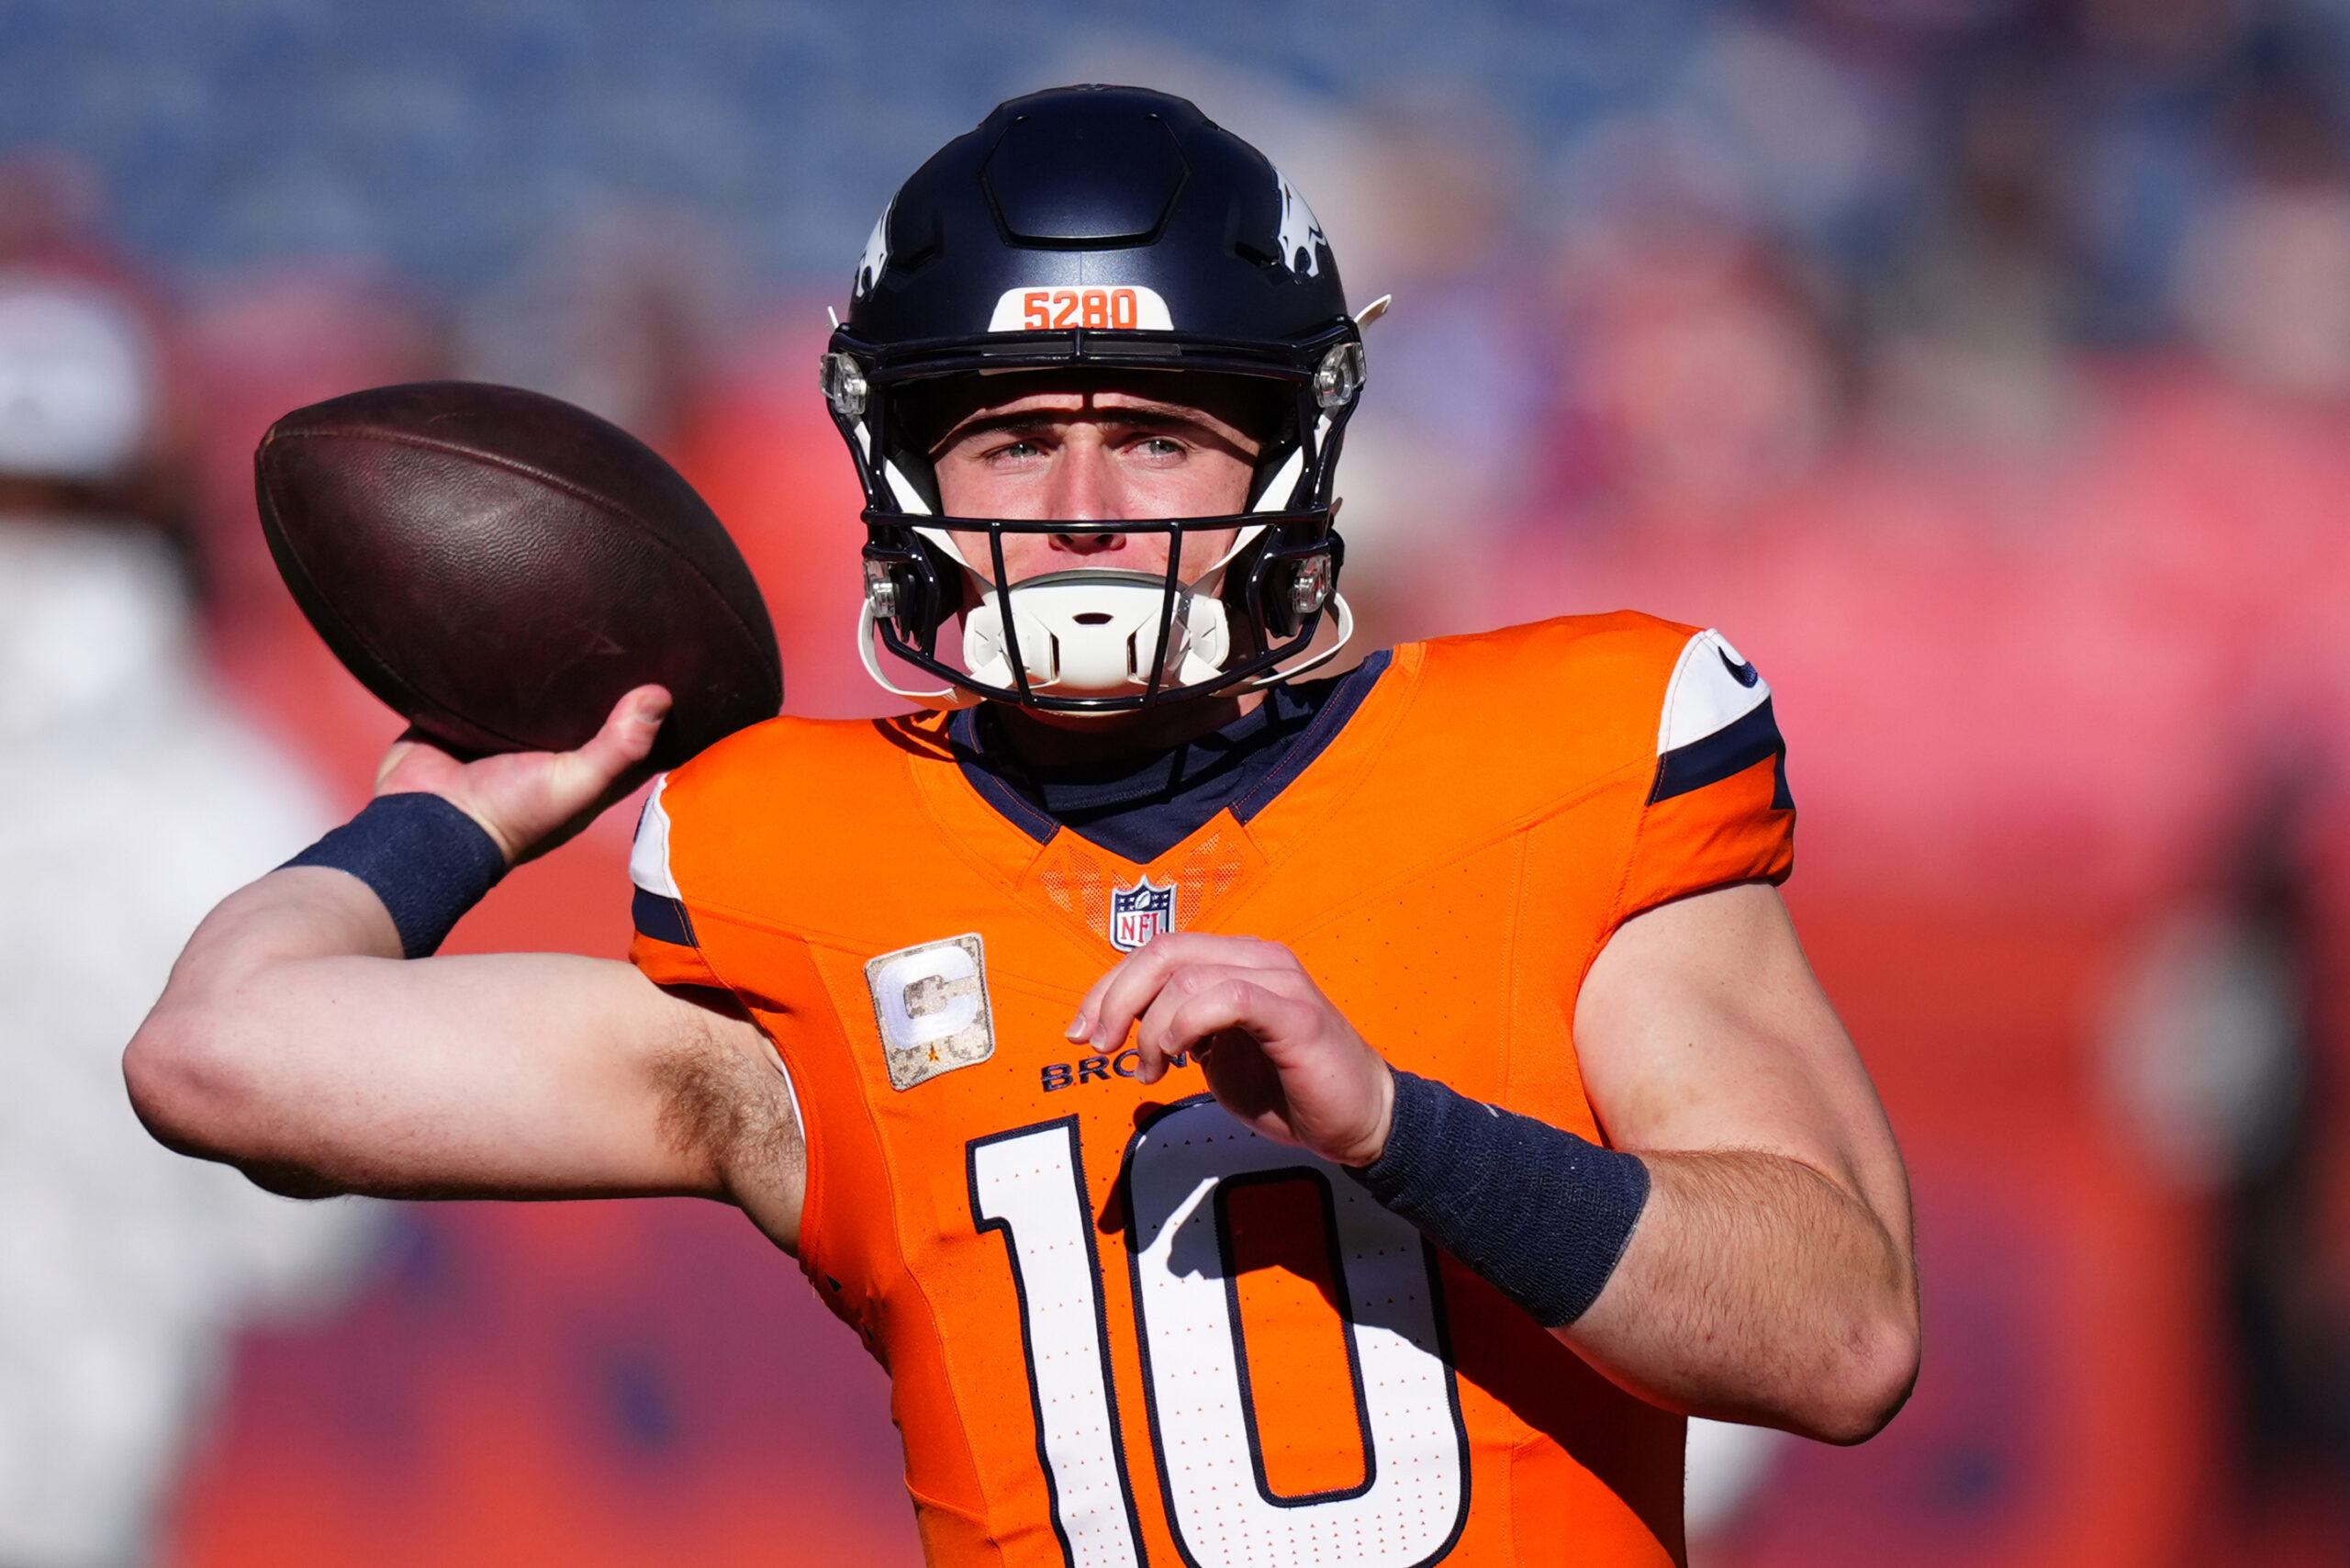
(964, 571, 1230, 697)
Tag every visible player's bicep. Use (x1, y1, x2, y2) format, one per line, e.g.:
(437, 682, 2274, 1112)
(326, 952, 768, 1200)
(1572, 881, 1902, 1218)
(133, 942, 767, 1204)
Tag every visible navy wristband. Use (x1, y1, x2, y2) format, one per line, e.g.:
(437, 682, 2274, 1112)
(283, 793, 508, 958)
(1349, 1070, 1651, 1327)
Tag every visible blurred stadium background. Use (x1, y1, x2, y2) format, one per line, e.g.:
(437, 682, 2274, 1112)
(5, 0, 2350, 1562)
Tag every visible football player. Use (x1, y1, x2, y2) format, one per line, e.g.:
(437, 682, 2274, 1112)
(128, 87, 1919, 1566)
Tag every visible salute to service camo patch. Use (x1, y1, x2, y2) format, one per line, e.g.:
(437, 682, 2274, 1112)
(865, 935, 995, 1091)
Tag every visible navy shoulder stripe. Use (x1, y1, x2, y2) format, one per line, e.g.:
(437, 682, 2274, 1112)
(1650, 696, 1789, 805)
(632, 887, 697, 946)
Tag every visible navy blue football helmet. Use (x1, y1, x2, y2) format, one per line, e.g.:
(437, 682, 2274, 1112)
(822, 84, 1371, 713)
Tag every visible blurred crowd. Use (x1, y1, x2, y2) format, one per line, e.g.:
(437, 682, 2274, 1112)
(7, 1, 2350, 1564)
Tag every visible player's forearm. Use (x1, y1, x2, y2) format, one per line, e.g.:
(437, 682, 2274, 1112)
(1561, 1148, 1919, 1443)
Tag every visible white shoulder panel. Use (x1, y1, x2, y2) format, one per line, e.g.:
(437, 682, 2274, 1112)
(1657, 630, 1772, 756)
(628, 774, 681, 899)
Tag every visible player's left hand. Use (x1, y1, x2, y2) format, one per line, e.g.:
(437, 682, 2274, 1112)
(1069, 935, 1395, 1168)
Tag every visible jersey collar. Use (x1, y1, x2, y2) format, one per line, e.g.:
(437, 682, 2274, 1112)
(946, 651, 1393, 856)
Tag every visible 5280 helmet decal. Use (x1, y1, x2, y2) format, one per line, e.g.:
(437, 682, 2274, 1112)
(822, 84, 1376, 714)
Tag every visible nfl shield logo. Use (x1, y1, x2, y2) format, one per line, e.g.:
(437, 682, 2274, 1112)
(1109, 877, 1178, 952)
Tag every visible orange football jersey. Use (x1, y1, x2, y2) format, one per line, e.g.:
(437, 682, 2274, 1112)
(628, 613, 1795, 1568)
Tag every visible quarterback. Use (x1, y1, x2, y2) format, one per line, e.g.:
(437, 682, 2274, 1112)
(128, 88, 1918, 1565)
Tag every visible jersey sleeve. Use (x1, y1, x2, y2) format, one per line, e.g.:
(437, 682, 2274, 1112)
(1616, 628, 1796, 924)
(625, 773, 726, 990)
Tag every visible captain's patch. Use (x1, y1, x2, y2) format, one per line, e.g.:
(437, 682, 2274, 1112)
(865, 934, 995, 1091)
(1109, 877, 1178, 952)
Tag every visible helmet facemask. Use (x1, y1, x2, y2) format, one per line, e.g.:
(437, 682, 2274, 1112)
(833, 346, 1362, 714)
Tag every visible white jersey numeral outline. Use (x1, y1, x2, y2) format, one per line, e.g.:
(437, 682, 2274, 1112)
(968, 1100, 1472, 1568)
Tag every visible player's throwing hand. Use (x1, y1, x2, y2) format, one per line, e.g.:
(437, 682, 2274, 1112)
(374, 684, 672, 868)
(1069, 934, 1397, 1167)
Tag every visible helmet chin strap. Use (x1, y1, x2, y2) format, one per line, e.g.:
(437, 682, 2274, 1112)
(857, 599, 980, 710)
(1250, 588, 1354, 687)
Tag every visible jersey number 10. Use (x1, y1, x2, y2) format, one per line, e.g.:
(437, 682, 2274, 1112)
(968, 1100, 1472, 1568)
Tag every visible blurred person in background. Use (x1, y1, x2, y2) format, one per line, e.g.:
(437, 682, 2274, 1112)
(1293, 86, 1551, 646)
(1544, 210, 1847, 536)
(2172, 48, 2350, 401)
(459, 204, 744, 458)
(0, 167, 374, 1568)
(183, 263, 449, 790)
(1866, 41, 2086, 460)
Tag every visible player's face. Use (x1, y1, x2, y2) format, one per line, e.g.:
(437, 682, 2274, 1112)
(928, 375, 1262, 587)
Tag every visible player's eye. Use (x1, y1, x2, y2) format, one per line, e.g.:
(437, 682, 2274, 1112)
(1128, 435, 1188, 461)
(986, 438, 1047, 464)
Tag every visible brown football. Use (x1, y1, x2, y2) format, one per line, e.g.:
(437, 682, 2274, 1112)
(255, 381, 782, 774)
